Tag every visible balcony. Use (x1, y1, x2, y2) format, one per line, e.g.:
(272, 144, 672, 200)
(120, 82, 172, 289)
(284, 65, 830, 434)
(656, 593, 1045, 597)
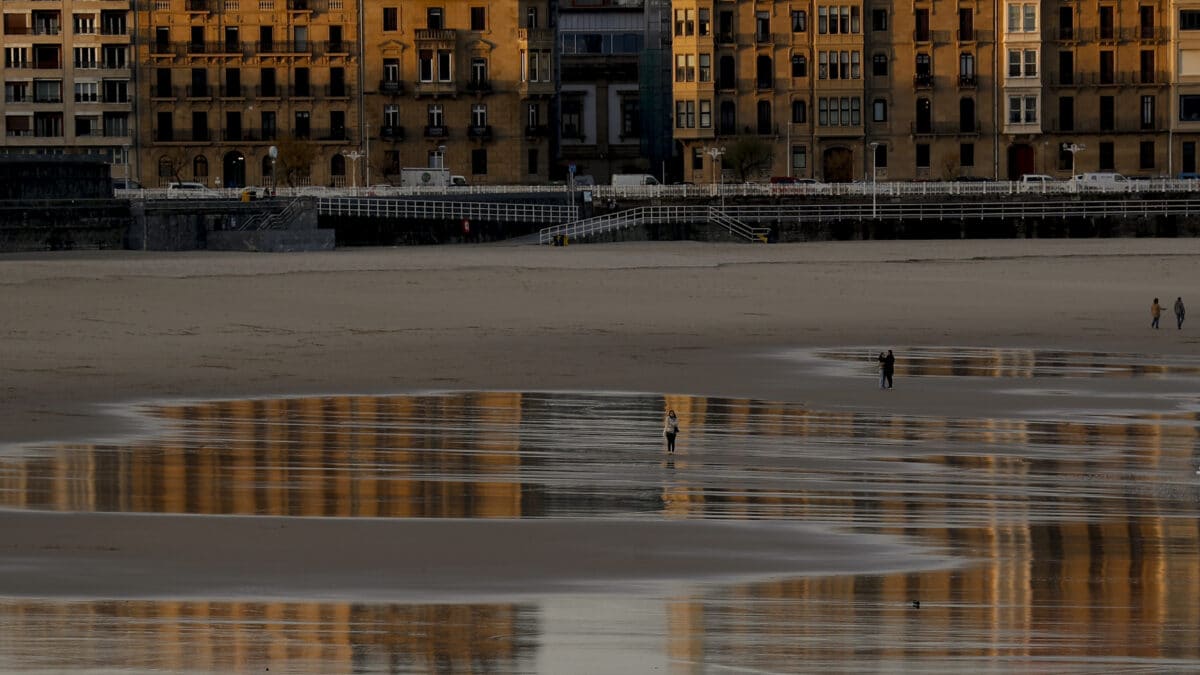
(518, 78, 554, 98)
(154, 129, 211, 143)
(379, 125, 405, 141)
(186, 0, 212, 13)
(467, 124, 493, 140)
(379, 80, 405, 96)
(466, 79, 493, 95)
(319, 40, 355, 56)
(254, 85, 284, 98)
(424, 124, 449, 138)
(1139, 26, 1167, 42)
(414, 80, 457, 98)
(958, 74, 977, 88)
(324, 84, 351, 98)
(102, 92, 130, 104)
(33, 92, 64, 104)
(1048, 118, 1162, 134)
(290, 86, 314, 99)
(913, 73, 934, 88)
(524, 124, 549, 138)
(219, 85, 246, 99)
(415, 28, 457, 45)
(910, 121, 980, 136)
(287, 0, 313, 12)
(517, 27, 554, 47)
(185, 85, 213, 98)
(255, 41, 314, 56)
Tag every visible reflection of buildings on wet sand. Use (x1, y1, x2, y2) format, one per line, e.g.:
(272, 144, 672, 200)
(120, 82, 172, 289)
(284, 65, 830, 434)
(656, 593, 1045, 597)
(0, 600, 535, 673)
(0, 389, 1198, 669)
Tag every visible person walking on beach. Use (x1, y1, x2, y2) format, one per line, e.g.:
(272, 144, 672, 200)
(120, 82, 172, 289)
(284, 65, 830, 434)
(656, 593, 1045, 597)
(877, 352, 887, 389)
(882, 350, 896, 389)
(664, 410, 680, 453)
(1151, 298, 1162, 329)
(1175, 297, 1185, 330)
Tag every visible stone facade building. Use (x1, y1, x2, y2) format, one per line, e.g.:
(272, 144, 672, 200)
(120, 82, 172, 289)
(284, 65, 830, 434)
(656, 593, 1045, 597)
(360, 0, 555, 185)
(134, 0, 361, 188)
(0, 0, 134, 175)
(673, 0, 1198, 183)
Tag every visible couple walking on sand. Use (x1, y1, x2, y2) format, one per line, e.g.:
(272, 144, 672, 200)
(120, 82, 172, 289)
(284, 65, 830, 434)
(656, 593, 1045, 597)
(1151, 297, 1185, 330)
(877, 350, 895, 389)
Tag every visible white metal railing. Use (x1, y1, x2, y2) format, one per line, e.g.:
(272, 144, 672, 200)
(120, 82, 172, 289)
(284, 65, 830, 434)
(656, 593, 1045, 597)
(118, 178, 1200, 202)
(237, 198, 302, 231)
(539, 206, 771, 244)
(538, 199, 1200, 244)
(317, 197, 577, 224)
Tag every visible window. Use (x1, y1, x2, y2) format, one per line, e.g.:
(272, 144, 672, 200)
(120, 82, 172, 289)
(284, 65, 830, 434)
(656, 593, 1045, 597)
(961, 143, 974, 167)
(471, 148, 487, 175)
(817, 97, 861, 126)
(429, 147, 444, 168)
(675, 100, 695, 128)
(383, 58, 399, 84)
(700, 100, 711, 128)
(1100, 6, 1113, 39)
(1007, 3, 1036, 32)
(1008, 95, 1037, 123)
(959, 8, 974, 40)
(419, 50, 434, 82)
(692, 147, 704, 171)
(470, 6, 485, 31)
(528, 149, 538, 175)
(792, 54, 807, 78)
(383, 7, 397, 31)
(622, 99, 640, 136)
(675, 54, 695, 82)
(74, 14, 95, 34)
(526, 6, 538, 28)
(1099, 142, 1114, 170)
(674, 9, 694, 37)
(1100, 50, 1114, 84)
(384, 104, 399, 127)
(791, 100, 807, 123)
(562, 98, 581, 138)
(293, 110, 309, 138)
(916, 144, 930, 169)
(700, 53, 712, 81)
(872, 9, 887, 31)
(74, 81, 97, 103)
(1059, 7, 1073, 39)
(873, 98, 887, 122)
(1059, 51, 1074, 85)
(192, 111, 208, 142)
(873, 53, 888, 76)
(471, 57, 488, 86)
(1140, 50, 1155, 83)
(1141, 95, 1155, 129)
(1180, 95, 1200, 121)
(915, 9, 929, 41)
(193, 155, 208, 178)
(792, 146, 807, 171)
(527, 103, 539, 128)
(874, 144, 887, 168)
(74, 47, 97, 69)
(471, 103, 486, 128)
(1140, 141, 1155, 169)
(427, 7, 443, 30)
(1024, 96, 1038, 123)
(792, 10, 807, 32)
(427, 103, 443, 128)
(1100, 96, 1114, 130)
(699, 9, 710, 36)
(1008, 49, 1036, 77)
(756, 11, 770, 41)
(1059, 96, 1074, 131)
(1184, 10, 1200, 30)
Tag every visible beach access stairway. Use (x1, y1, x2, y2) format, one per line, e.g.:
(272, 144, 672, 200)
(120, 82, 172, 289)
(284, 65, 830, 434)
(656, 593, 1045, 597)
(539, 206, 770, 245)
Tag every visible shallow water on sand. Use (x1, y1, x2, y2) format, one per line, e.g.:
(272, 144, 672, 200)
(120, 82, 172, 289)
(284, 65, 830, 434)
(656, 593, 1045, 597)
(1, 347, 1198, 673)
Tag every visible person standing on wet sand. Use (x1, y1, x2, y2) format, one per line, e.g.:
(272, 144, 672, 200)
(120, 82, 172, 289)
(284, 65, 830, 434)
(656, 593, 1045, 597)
(1151, 298, 1162, 329)
(883, 350, 895, 389)
(1175, 297, 1185, 330)
(877, 352, 887, 389)
(664, 410, 680, 453)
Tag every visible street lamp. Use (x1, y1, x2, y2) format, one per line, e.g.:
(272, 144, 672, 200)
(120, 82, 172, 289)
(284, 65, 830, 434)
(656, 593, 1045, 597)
(363, 122, 371, 188)
(342, 149, 364, 194)
(706, 146, 725, 207)
(1062, 142, 1085, 192)
(868, 142, 879, 219)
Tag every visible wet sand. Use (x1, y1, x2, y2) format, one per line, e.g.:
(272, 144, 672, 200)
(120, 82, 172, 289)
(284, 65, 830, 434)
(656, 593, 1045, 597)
(2, 240, 1200, 671)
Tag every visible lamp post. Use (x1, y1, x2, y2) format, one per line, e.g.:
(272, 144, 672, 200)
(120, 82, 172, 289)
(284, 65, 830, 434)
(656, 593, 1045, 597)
(706, 146, 725, 207)
(342, 149, 363, 194)
(1062, 142, 1085, 192)
(868, 142, 879, 218)
(363, 122, 371, 188)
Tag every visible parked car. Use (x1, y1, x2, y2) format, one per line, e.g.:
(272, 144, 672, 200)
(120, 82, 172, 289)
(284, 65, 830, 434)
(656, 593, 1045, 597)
(1018, 174, 1056, 191)
(166, 181, 216, 196)
(113, 179, 142, 190)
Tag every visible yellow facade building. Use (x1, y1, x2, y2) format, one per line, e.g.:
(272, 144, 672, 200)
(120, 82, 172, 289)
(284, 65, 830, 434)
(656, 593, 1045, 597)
(360, 0, 554, 185)
(673, 0, 1195, 183)
(134, 0, 361, 188)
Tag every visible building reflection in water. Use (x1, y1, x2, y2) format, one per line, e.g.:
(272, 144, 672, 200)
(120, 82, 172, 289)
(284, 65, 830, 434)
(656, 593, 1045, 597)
(816, 345, 1200, 379)
(0, 351, 1197, 671)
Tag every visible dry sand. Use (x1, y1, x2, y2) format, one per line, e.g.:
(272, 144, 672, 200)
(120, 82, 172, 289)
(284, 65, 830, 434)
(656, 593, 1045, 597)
(2, 239, 1198, 598)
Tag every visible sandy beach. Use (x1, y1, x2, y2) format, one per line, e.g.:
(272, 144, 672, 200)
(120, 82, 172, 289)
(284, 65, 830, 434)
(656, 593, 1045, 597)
(2, 239, 1200, 672)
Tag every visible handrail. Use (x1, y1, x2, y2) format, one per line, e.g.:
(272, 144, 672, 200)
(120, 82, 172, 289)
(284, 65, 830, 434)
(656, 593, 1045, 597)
(317, 197, 576, 224)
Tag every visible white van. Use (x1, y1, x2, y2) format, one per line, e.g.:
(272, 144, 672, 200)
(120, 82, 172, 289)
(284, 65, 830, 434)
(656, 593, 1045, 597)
(1073, 172, 1128, 191)
(166, 182, 216, 197)
(611, 173, 661, 186)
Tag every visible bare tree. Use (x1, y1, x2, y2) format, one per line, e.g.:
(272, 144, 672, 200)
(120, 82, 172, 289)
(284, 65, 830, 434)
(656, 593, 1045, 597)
(724, 136, 775, 182)
(275, 134, 318, 187)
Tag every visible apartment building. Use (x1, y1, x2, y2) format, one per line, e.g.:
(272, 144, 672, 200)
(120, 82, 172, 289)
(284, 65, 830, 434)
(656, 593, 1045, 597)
(1, 0, 134, 175)
(361, 1, 553, 185)
(135, 0, 360, 188)
(673, 0, 1194, 183)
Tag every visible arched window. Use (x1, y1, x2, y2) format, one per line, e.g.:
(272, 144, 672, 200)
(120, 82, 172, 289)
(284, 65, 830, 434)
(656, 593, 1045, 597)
(791, 100, 807, 123)
(192, 155, 208, 179)
(158, 157, 173, 178)
(331, 153, 346, 177)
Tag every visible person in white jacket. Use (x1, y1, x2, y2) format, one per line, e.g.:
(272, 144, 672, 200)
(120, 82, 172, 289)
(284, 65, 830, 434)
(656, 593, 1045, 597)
(663, 410, 680, 453)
